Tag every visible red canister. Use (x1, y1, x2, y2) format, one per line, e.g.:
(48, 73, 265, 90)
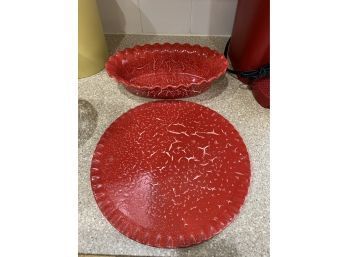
(228, 0, 270, 108)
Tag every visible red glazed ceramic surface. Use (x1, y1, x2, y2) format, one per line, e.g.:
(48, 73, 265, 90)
(105, 43, 228, 99)
(91, 101, 250, 248)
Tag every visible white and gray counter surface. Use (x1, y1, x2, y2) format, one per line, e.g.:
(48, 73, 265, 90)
(78, 34, 269, 257)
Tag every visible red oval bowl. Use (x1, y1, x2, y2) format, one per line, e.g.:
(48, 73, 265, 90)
(105, 43, 228, 99)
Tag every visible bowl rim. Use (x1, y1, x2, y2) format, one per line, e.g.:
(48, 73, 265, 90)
(105, 42, 228, 91)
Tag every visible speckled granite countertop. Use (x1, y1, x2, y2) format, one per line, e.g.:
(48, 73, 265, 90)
(78, 34, 269, 257)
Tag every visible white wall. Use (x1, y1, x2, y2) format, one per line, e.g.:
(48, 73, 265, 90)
(96, 0, 237, 36)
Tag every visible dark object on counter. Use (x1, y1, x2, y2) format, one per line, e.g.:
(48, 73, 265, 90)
(225, 0, 270, 109)
(90, 100, 250, 248)
(105, 43, 227, 99)
(78, 99, 98, 147)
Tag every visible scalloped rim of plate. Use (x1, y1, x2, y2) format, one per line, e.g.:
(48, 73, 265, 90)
(90, 100, 251, 248)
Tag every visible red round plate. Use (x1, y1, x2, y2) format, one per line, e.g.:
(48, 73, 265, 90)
(91, 101, 250, 248)
(105, 43, 228, 99)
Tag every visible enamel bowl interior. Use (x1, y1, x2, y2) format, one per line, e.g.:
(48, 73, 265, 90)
(105, 43, 228, 92)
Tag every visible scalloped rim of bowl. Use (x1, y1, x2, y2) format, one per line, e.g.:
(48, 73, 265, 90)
(105, 43, 228, 92)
